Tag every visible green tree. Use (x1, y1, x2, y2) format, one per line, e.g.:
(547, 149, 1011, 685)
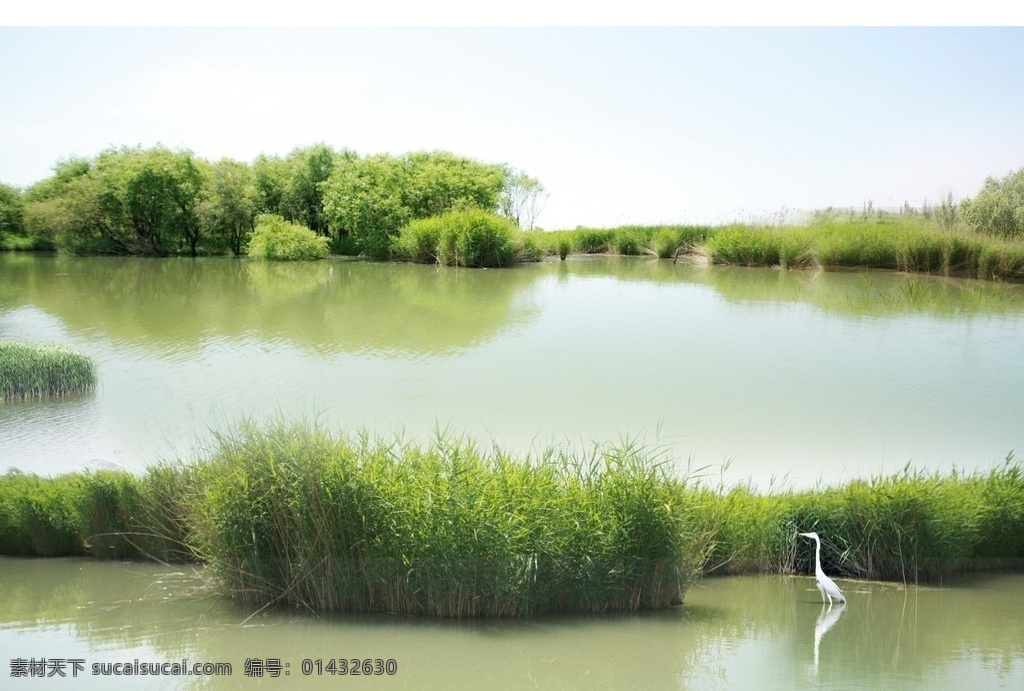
(24, 171, 119, 254)
(321, 154, 414, 258)
(252, 154, 289, 217)
(23, 147, 206, 255)
(960, 167, 1024, 238)
(0, 183, 25, 240)
(278, 143, 353, 236)
(16, 144, 541, 258)
(402, 151, 505, 218)
(111, 147, 204, 255)
(200, 159, 257, 256)
(321, 151, 508, 258)
(22, 157, 92, 204)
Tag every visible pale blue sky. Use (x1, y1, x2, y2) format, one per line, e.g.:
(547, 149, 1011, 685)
(2, 27, 1023, 228)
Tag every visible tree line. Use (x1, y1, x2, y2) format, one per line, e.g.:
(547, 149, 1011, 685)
(0, 144, 547, 257)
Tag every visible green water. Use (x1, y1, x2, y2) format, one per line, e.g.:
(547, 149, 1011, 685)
(1, 557, 1021, 690)
(2, 253, 1023, 488)
(3, 254, 1023, 688)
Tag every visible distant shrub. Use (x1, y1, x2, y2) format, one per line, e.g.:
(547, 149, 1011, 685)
(961, 168, 1024, 238)
(246, 214, 329, 261)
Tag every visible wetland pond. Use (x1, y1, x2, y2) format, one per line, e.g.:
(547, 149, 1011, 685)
(2, 253, 1024, 688)
(1, 558, 1021, 690)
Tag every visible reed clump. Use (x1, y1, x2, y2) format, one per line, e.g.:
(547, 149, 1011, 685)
(649, 226, 714, 259)
(394, 209, 539, 268)
(0, 340, 96, 400)
(189, 423, 713, 616)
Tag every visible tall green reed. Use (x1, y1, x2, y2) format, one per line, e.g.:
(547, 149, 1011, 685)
(394, 209, 536, 268)
(701, 458, 1024, 583)
(2, 424, 1021, 611)
(700, 217, 1024, 281)
(190, 422, 713, 616)
(0, 470, 84, 556)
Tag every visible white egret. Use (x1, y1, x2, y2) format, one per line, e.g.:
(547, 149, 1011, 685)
(798, 532, 846, 606)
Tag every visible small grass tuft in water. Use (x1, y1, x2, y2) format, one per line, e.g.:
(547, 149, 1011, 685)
(0, 341, 96, 400)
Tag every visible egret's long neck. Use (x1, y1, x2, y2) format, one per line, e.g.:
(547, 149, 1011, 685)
(813, 537, 823, 574)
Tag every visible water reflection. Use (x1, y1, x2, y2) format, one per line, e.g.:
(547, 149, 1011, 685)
(812, 602, 845, 675)
(0, 255, 542, 359)
(2, 559, 1021, 690)
(3, 254, 1024, 487)
(4, 256, 1023, 362)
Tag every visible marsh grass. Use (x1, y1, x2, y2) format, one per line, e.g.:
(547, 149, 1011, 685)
(701, 485, 799, 575)
(395, 210, 537, 268)
(790, 468, 980, 582)
(2, 424, 1021, 612)
(190, 422, 713, 616)
(649, 226, 714, 259)
(0, 341, 96, 400)
(700, 218, 1024, 280)
(532, 225, 712, 260)
(570, 228, 615, 254)
(610, 228, 647, 256)
(531, 218, 1023, 280)
(705, 458, 1024, 583)
(0, 464, 198, 561)
(76, 466, 198, 561)
(0, 471, 83, 556)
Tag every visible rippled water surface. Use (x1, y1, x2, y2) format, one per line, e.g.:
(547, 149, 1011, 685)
(2, 253, 1024, 487)
(2, 558, 1021, 690)
(3, 254, 1024, 688)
